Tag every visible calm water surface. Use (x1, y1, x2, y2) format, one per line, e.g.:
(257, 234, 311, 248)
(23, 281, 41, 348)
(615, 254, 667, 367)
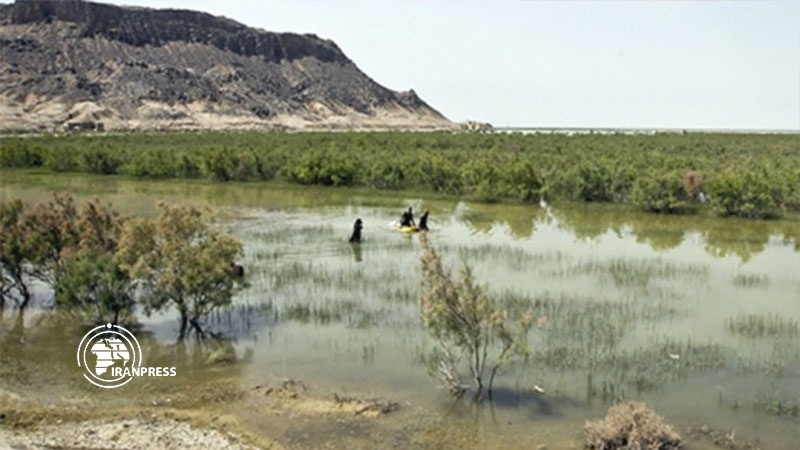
(1, 171, 798, 449)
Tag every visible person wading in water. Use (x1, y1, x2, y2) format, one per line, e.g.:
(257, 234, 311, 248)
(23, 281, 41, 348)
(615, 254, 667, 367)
(349, 218, 363, 243)
(417, 210, 430, 231)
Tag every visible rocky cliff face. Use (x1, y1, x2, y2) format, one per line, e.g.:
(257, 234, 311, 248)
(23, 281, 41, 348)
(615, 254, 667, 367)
(0, 0, 449, 131)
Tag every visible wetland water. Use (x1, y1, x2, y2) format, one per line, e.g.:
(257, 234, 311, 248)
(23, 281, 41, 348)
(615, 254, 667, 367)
(1, 171, 799, 449)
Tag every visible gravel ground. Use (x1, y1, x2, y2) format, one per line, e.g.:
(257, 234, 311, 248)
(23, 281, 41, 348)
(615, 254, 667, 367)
(0, 418, 258, 450)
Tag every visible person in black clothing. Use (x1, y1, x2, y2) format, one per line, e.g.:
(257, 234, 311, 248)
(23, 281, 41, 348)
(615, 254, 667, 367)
(399, 207, 415, 227)
(349, 218, 363, 243)
(229, 261, 245, 278)
(418, 210, 430, 231)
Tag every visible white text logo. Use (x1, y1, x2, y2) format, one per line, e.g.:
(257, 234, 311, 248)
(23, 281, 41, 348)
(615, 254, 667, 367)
(77, 323, 176, 388)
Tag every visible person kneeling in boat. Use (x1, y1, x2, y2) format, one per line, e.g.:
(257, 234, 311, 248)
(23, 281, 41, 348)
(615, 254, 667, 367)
(399, 207, 415, 228)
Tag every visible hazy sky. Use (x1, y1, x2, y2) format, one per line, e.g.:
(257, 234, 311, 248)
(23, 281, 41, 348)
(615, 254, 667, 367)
(100, 0, 800, 130)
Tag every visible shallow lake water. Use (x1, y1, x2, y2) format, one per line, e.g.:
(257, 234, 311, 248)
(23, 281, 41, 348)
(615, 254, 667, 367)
(1, 171, 799, 449)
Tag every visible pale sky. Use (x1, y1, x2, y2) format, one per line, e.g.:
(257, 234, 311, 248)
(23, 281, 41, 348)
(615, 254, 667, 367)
(99, 1, 800, 130)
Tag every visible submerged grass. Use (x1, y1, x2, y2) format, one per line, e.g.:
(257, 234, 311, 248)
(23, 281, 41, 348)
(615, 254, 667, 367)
(276, 297, 401, 329)
(726, 313, 799, 338)
(452, 244, 568, 272)
(753, 392, 800, 418)
(242, 223, 337, 246)
(494, 289, 721, 399)
(212, 206, 800, 416)
(731, 273, 769, 288)
(205, 302, 274, 338)
(547, 257, 708, 289)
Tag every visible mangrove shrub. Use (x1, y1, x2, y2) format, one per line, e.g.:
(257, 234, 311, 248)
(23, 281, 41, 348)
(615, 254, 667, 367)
(631, 171, 691, 214)
(707, 167, 783, 219)
(2, 131, 798, 219)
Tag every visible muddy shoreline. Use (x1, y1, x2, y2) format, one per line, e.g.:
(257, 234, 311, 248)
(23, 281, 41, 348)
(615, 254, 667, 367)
(0, 380, 780, 450)
(0, 378, 407, 450)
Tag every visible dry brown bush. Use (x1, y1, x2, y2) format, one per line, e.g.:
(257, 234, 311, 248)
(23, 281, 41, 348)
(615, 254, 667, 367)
(585, 401, 682, 450)
(682, 171, 704, 200)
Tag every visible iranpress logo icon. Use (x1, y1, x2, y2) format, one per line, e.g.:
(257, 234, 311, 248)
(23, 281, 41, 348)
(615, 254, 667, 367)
(77, 323, 176, 389)
(77, 323, 142, 389)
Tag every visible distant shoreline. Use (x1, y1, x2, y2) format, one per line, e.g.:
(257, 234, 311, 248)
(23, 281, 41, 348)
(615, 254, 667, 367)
(494, 126, 800, 135)
(2, 125, 798, 138)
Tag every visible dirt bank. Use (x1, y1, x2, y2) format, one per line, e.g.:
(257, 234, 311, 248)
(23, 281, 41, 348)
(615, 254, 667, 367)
(0, 378, 404, 450)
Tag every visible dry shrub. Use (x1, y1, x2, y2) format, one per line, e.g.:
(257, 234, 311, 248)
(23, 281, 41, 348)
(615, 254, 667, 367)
(682, 171, 704, 200)
(417, 235, 536, 399)
(585, 401, 682, 450)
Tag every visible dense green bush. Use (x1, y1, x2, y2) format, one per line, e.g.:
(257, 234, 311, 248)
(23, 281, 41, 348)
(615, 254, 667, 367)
(461, 157, 504, 202)
(366, 159, 406, 190)
(570, 161, 618, 202)
(418, 153, 463, 194)
(79, 147, 124, 175)
(0, 141, 44, 168)
(507, 159, 544, 202)
(201, 147, 251, 181)
(1, 131, 798, 220)
(785, 169, 800, 212)
(122, 149, 178, 178)
(286, 148, 360, 186)
(42, 147, 81, 172)
(631, 171, 691, 214)
(707, 167, 783, 219)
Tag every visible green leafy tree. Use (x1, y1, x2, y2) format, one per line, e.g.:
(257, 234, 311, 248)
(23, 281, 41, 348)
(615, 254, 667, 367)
(1, 194, 85, 309)
(0, 200, 35, 308)
(55, 253, 136, 325)
(417, 235, 537, 400)
(23, 193, 80, 284)
(118, 203, 245, 337)
(1, 194, 135, 319)
(52, 198, 134, 324)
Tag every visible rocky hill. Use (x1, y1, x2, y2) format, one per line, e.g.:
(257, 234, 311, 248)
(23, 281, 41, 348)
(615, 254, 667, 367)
(0, 0, 449, 131)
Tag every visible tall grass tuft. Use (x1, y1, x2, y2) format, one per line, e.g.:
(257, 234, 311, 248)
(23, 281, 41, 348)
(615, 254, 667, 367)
(726, 313, 799, 338)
